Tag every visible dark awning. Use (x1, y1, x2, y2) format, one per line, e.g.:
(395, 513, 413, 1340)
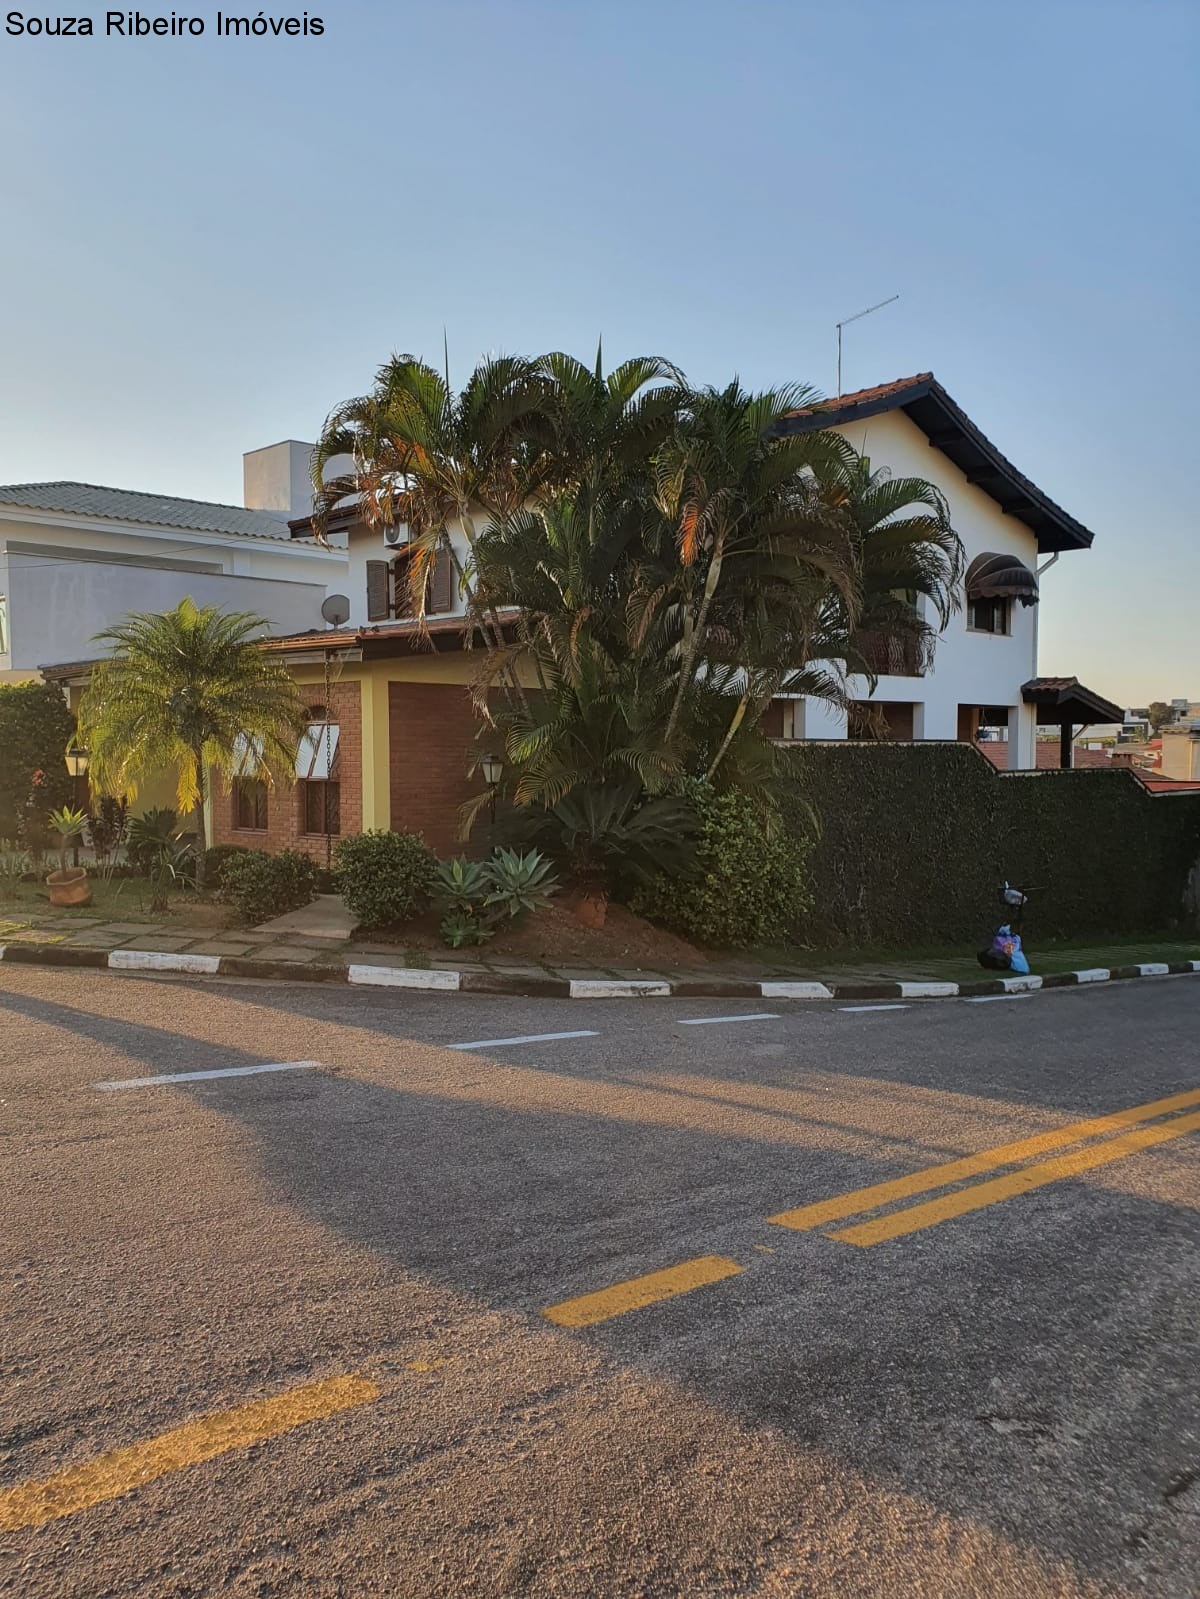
(1022, 677, 1124, 725)
(966, 552, 1040, 606)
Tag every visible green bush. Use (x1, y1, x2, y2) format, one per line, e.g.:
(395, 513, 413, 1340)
(333, 829, 437, 928)
(0, 682, 75, 841)
(633, 783, 812, 948)
(219, 849, 318, 922)
(203, 844, 251, 883)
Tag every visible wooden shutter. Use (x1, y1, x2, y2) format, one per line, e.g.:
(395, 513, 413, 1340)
(429, 545, 454, 614)
(365, 560, 390, 622)
(392, 551, 413, 618)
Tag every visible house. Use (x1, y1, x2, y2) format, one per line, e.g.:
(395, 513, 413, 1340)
(34, 374, 1121, 861)
(0, 440, 348, 683)
(768, 375, 1115, 767)
(1160, 725, 1200, 782)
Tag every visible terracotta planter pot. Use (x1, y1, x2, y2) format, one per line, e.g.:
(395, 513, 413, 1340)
(570, 888, 608, 929)
(46, 868, 92, 908)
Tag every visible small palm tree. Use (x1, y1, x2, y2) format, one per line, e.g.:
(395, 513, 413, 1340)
(78, 599, 308, 887)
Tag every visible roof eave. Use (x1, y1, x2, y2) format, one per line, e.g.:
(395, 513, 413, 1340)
(775, 378, 1094, 555)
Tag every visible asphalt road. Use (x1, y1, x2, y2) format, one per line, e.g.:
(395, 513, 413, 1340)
(1, 967, 1197, 1598)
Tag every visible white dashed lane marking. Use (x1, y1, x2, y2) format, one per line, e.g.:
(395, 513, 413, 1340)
(447, 1031, 599, 1050)
(95, 1061, 321, 1091)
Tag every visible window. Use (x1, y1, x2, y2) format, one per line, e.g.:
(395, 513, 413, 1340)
(968, 596, 1010, 635)
(365, 545, 455, 622)
(303, 780, 340, 836)
(233, 777, 268, 830)
(296, 720, 340, 781)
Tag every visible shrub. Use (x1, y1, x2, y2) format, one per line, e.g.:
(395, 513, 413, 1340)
(334, 829, 437, 929)
(632, 782, 812, 948)
(0, 682, 75, 839)
(219, 849, 318, 922)
(203, 844, 250, 884)
(127, 808, 187, 875)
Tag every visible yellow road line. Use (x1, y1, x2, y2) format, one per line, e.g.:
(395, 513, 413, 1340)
(0, 1373, 378, 1533)
(767, 1085, 1200, 1232)
(831, 1109, 1200, 1246)
(542, 1254, 742, 1328)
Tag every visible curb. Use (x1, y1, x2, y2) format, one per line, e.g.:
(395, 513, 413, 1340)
(1, 943, 1198, 1000)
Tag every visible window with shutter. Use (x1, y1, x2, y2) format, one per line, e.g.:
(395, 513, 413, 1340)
(430, 545, 454, 614)
(392, 550, 414, 618)
(365, 559, 391, 622)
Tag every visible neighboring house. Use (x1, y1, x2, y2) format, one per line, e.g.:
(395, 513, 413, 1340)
(0, 440, 348, 682)
(1160, 725, 1200, 782)
(768, 375, 1111, 768)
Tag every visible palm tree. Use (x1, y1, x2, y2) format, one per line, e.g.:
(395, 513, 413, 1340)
(310, 353, 550, 704)
(648, 381, 858, 752)
(77, 599, 308, 887)
(817, 455, 964, 684)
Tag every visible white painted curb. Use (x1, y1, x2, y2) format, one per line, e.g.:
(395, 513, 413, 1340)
(108, 950, 221, 975)
(568, 979, 672, 998)
(898, 981, 959, 999)
(760, 981, 835, 1000)
(1073, 968, 1110, 983)
(348, 964, 461, 991)
(998, 975, 1043, 992)
(1135, 962, 1170, 977)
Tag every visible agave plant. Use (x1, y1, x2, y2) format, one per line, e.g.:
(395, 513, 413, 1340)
(46, 806, 89, 875)
(484, 848, 559, 920)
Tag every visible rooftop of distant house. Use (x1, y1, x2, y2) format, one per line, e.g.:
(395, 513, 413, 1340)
(0, 481, 299, 542)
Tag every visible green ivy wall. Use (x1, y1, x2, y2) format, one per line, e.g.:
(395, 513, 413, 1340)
(780, 744, 1200, 948)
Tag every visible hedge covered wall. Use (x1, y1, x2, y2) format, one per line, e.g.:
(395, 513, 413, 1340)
(780, 743, 1200, 947)
(0, 681, 75, 841)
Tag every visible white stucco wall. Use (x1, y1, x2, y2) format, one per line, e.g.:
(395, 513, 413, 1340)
(5, 559, 330, 670)
(0, 508, 349, 672)
(792, 409, 1048, 767)
(340, 518, 471, 628)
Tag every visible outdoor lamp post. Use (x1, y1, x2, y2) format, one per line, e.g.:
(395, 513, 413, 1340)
(481, 754, 502, 831)
(64, 744, 89, 867)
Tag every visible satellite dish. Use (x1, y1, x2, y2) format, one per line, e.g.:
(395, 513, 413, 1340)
(321, 594, 351, 628)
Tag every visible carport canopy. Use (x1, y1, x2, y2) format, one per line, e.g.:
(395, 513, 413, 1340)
(1022, 677, 1124, 769)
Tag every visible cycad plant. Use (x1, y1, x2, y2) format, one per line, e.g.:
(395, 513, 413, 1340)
(78, 599, 308, 887)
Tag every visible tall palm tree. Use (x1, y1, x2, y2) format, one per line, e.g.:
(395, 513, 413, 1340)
(649, 382, 858, 750)
(817, 455, 964, 683)
(77, 599, 308, 886)
(310, 353, 549, 701)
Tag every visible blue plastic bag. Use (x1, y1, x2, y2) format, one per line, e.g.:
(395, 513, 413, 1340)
(991, 923, 1030, 975)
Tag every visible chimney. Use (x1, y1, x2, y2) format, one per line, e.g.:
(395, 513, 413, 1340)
(243, 440, 318, 523)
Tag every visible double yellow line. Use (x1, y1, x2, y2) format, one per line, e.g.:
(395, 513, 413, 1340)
(769, 1085, 1200, 1246)
(542, 1085, 1200, 1327)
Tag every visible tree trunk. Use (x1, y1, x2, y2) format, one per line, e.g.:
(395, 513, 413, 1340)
(193, 756, 208, 890)
(663, 531, 726, 749)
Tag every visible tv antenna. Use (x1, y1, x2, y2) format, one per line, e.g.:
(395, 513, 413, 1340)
(836, 294, 899, 397)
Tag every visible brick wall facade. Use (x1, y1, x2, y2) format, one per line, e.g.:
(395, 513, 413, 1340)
(210, 680, 362, 866)
(388, 681, 479, 856)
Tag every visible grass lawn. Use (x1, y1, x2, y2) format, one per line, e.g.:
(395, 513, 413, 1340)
(747, 930, 1200, 984)
(0, 876, 234, 933)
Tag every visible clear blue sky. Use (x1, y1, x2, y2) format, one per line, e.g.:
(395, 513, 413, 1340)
(1, 0, 1195, 703)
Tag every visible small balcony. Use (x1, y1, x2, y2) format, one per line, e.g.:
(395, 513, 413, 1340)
(856, 630, 925, 678)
